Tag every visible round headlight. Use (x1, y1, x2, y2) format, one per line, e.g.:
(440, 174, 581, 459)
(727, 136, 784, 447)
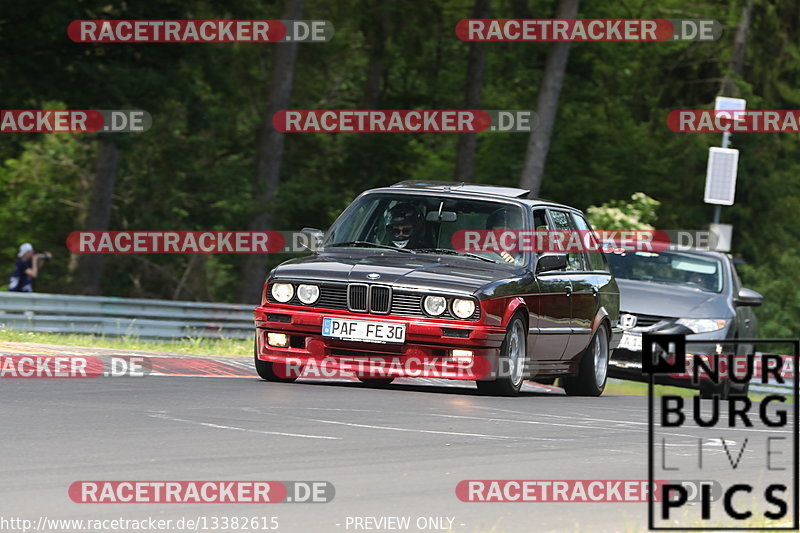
(451, 298, 476, 319)
(271, 282, 294, 303)
(297, 284, 320, 304)
(423, 295, 447, 316)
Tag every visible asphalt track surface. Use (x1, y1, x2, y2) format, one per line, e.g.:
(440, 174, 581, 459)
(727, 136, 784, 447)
(0, 344, 795, 533)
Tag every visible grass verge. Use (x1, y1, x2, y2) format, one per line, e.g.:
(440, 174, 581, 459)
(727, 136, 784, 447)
(0, 328, 252, 357)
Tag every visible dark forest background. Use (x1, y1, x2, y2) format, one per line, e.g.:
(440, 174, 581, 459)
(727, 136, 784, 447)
(0, 0, 798, 336)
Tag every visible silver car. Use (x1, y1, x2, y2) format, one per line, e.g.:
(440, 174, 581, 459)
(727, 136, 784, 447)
(606, 248, 762, 398)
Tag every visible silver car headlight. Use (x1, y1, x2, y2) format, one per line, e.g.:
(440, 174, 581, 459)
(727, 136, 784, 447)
(296, 284, 320, 304)
(270, 282, 294, 303)
(676, 318, 729, 334)
(423, 295, 447, 316)
(451, 298, 476, 319)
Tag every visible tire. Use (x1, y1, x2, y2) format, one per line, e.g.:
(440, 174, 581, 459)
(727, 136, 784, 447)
(699, 379, 749, 400)
(731, 381, 750, 397)
(254, 336, 297, 383)
(358, 377, 395, 387)
(476, 314, 527, 397)
(699, 344, 749, 400)
(562, 323, 609, 397)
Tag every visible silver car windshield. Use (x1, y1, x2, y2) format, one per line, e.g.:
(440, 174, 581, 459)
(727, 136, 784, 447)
(606, 251, 723, 292)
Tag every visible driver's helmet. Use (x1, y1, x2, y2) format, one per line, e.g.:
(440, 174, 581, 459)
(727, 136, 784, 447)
(385, 202, 423, 248)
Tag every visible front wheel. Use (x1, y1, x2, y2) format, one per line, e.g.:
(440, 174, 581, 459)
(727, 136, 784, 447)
(562, 323, 609, 397)
(476, 314, 527, 397)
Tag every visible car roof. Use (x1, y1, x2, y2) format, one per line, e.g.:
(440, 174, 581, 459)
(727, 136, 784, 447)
(383, 180, 578, 211)
(607, 247, 730, 259)
(663, 246, 728, 258)
(389, 180, 530, 198)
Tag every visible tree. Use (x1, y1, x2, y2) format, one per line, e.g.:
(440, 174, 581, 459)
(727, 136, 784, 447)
(518, 0, 579, 196)
(69, 137, 118, 295)
(361, 0, 390, 109)
(239, 0, 305, 303)
(720, 0, 754, 97)
(586, 193, 660, 231)
(454, 0, 491, 183)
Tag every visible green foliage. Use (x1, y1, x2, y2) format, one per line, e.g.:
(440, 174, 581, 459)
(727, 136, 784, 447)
(738, 255, 800, 338)
(0, 0, 797, 337)
(0, 132, 95, 292)
(586, 193, 660, 230)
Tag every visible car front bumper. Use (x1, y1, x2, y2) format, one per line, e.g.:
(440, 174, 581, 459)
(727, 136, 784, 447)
(609, 326, 744, 387)
(254, 305, 507, 380)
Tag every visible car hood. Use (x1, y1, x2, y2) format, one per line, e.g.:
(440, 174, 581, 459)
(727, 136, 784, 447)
(616, 278, 731, 318)
(271, 250, 519, 295)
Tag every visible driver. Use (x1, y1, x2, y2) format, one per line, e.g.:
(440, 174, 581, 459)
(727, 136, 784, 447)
(385, 202, 424, 249)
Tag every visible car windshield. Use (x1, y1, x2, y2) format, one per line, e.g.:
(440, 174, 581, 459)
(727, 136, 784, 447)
(323, 193, 527, 265)
(605, 251, 723, 292)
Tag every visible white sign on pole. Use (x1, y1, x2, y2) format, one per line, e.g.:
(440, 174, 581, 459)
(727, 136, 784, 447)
(709, 223, 733, 252)
(714, 96, 747, 126)
(704, 147, 739, 206)
(714, 96, 746, 112)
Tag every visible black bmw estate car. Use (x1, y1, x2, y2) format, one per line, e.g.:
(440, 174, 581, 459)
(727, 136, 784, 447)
(254, 181, 621, 396)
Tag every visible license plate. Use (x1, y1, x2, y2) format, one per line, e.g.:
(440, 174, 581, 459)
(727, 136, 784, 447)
(618, 332, 643, 352)
(322, 317, 406, 344)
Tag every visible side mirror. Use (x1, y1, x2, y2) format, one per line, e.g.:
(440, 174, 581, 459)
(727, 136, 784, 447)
(300, 227, 324, 252)
(536, 253, 568, 273)
(734, 287, 763, 307)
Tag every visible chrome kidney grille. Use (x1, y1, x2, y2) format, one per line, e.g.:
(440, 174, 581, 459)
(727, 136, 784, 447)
(347, 284, 369, 312)
(347, 284, 391, 314)
(369, 285, 391, 314)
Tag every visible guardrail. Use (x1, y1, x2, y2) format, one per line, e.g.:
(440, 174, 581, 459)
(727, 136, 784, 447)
(0, 292, 254, 340)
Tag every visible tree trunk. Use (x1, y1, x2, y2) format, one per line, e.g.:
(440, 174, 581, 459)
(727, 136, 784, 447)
(518, 0, 579, 197)
(720, 0, 754, 96)
(454, 0, 491, 183)
(362, 0, 390, 109)
(71, 136, 118, 295)
(239, 0, 305, 303)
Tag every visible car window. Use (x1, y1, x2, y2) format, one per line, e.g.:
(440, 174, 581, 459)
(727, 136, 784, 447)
(571, 213, 607, 271)
(605, 251, 723, 292)
(548, 210, 587, 271)
(533, 209, 549, 231)
(324, 193, 527, 265)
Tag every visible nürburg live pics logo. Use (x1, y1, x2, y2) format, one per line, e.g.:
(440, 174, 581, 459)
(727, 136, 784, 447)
(645, 334, 799, 530)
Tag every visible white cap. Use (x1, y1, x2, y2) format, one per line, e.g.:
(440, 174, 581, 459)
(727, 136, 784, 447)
(18, 243, 33, 258)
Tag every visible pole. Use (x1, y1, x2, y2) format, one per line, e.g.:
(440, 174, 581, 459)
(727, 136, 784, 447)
(712, 131, 732, 224)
